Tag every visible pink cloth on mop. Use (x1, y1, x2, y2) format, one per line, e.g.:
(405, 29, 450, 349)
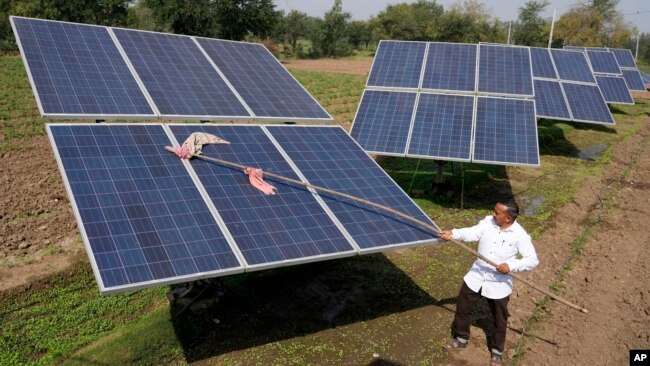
(174, 132, 229, 159)
(245, 167, 277, 195)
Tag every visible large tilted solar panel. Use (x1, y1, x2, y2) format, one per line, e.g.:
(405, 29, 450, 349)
(477, 44, 534, 96)
(10, 16, 155, 118)
(47, 124, 244, 294)
(640, 70, 650, 85)
(349, 90, 416, 155)
(608, 48, 637, 69)
(267, 126, 439, 252)
(421, 43, 477, 92)
(562, 83, 614, 124)
(621, 69, 646, 91)
(366, 40, 427, 89)
(550, 49, 596, 83)
(595, 76, 634, 104)
(533, 80, 571, 120)
(530, 47, 558, 79)
(586, 50, 621, 75)
(195, 38, 332, 121)
(112, 28, 250, 119)
(473, 97, 539, 166)
(407, 93, 474, 161)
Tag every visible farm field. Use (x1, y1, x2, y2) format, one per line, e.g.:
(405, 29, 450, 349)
(0, 55, 649, 365)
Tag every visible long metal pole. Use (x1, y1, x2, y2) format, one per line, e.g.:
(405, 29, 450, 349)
(548, 8, 557, 48)
(166, 147, 589, 314)
(507, 21, 512, 45)
(636, 34, 640, 61)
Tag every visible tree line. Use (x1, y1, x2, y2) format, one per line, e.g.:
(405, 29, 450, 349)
(1, 0, 648, 63)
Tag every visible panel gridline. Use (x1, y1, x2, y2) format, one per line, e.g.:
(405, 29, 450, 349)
(551, 49, 596, 83)
(349, 90, 416, 154)
(12, 17, 153, 116)
(268, 126, 439, 250)
(562, 83, 614, 124)
(407, 93, 474, 160)
(586, 51, 621, 75)
(421, 43, 477, 92)
(621, 69, 646, 91)
(478, 45, 534, 96)
(608, 48, 637, 69)
(112, 29, 250, 118)
(366, 41, 427, 88)
(196, 38, 331, 120)
(49, 124, 241, 292)
(473, 98, 539, 166)
(169, 125, 354, 266)
(530, 47, 558, 79)
(595, 76, 634, 104)
(533, 80, 571, 119)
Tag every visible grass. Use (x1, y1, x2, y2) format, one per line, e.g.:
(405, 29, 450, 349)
(0, 53, 648, 365)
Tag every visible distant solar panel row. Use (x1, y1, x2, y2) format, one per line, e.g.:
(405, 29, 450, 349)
(48, 124, 439, 294)
(12, 16, 331, 122)
(640, 70, 650, 85)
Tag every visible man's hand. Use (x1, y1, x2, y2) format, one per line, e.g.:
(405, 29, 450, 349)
(495, 263, 510, 274)
(439, 230, 453, 241)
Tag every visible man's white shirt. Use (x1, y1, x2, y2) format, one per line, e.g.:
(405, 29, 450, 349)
(452, 216, 539, 299)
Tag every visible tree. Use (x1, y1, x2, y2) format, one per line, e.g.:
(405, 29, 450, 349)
(435, 0, 503, 43)
(369, 0, 442, 42)
(554, 2, 633, 47)
(283, 10, 311, 53)
(513, 0, 550, 46)
(141, 0, 220, 37)
(347, 20, 371, 49)
(312, 0, 351, 57)
(590, 0, 619, 22)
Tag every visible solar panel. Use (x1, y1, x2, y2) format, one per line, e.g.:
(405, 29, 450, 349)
(47, 124, 244, 294)
(366, 40, 427, 89)
(168, 124, 355, 267)
(349, 90, 417, 155)
(477, 44, 534, 96)
(112, 28, 250, 119)
(407, 93, 474, 161)
(621, 69, 646, 91)
(608, 48, 637, 69)
(595, 76, 634, 104)
(640, 70, 650, 84)
(267, 126, 438, 251)
(551, 49, 596, 83)
(586, 50, 621, 75)
(473, 97, 539, 166)
(562, 83, 614, 124)
(195, 38, 332, 121)
(11, 16, 154, 118)
(530, 47, 558, 79)
(533, 80, 572, 120)
(421, 43, 477, 92)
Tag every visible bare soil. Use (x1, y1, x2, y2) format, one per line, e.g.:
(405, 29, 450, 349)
(1, 59, 649, 365)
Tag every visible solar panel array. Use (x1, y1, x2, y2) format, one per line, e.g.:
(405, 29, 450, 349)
(640, 70, 650, 85)
(351, 41, 539, 167)
(48, 123, 439, 294)
(11, 16, 331, 122)
(531, 47, 615, 124)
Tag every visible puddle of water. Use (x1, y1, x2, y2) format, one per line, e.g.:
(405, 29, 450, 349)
(519, 196, 546, 216)
(577, 144, 607, 161)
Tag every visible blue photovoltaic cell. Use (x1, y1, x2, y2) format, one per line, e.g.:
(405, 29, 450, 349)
(621, 69, 646, 91)
(551, 49, 596, 83)
(48, 124, 241, 294)
(473, 97, 539, 166)
(11, 17, 153, 117)
(349, 90, 416, 154)
(421, 43, 477, 92)
(640, 70, 650, 84)
(195, 38, 331, 120)
(112, 29, 249, 118)
(478, 45, 533, 96)
(366, 41, 427, 88)
(595, 76, 633, 104)
(563, 46, 586, 50)
(407, 93, 474, 160)
(530, 47, 557, 79)
(268, 126, 438, 250)
(586, 51, 621, 75)
(562, 83, 614, 124)
(608, 48, 637, 69)
(534, 80, 571, 120)
(169, 125, 354, 266)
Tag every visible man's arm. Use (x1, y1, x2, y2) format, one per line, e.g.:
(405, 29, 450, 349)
(505, 234, 539, 272)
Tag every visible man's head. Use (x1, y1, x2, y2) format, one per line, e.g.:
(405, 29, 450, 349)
(493, 199, 519, 228)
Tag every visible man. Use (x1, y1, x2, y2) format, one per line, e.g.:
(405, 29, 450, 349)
(439, 199, 539, 366)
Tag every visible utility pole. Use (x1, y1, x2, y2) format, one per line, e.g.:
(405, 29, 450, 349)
(507, 21, 512, 44)
(635, 34, 640, 61)
(548, 8, 556, 48)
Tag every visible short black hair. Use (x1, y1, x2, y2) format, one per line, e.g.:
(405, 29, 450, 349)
(498, 199, 519, 221)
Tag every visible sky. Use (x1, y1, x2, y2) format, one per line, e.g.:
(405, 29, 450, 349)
(274, 0, 650, 35)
